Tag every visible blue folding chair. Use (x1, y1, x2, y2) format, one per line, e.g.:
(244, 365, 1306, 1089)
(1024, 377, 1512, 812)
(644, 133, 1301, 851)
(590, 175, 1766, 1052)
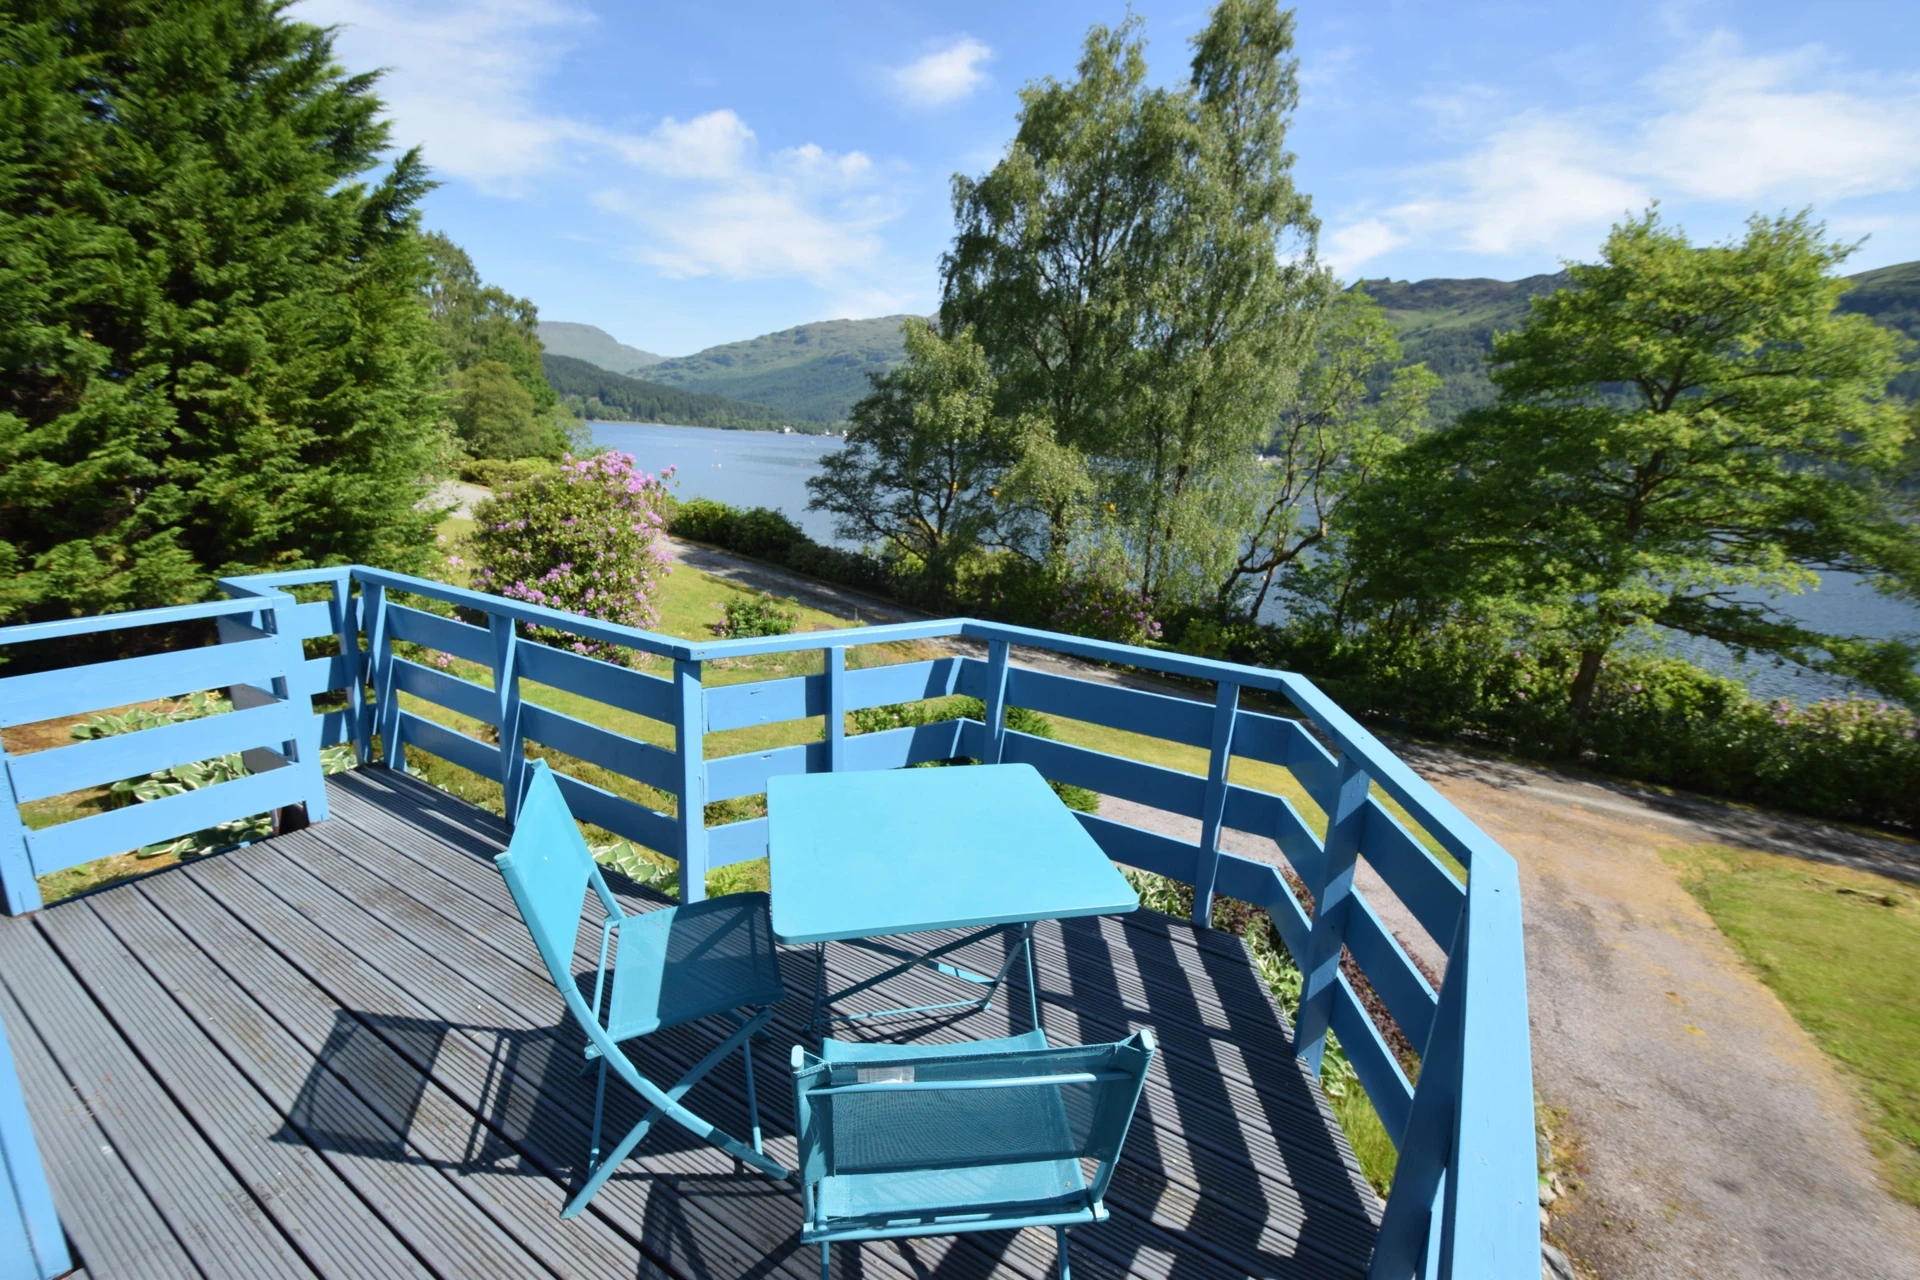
(790, 1027, 1156, 1279)
(495, 760, 790, 1217)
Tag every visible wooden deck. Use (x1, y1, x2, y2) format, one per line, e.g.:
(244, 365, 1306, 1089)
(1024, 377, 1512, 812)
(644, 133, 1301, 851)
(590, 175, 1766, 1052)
(0, 768, 1381, 1280)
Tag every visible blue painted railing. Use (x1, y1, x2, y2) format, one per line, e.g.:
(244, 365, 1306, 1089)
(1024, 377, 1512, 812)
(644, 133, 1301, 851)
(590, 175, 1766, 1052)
(0, 564, 1538, 1278)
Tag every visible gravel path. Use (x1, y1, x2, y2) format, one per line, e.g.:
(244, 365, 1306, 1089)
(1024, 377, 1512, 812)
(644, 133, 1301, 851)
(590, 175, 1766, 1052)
(672, 539, 1920, 1277)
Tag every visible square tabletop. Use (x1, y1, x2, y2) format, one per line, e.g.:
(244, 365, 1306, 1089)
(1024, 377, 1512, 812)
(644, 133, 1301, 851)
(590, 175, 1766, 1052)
(766, 763, 1139, 945)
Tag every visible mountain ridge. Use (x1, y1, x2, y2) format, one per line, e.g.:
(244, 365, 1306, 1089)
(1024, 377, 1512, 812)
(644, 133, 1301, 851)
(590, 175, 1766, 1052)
(540, 353, 816, 432)
(537, 322, 664, 374)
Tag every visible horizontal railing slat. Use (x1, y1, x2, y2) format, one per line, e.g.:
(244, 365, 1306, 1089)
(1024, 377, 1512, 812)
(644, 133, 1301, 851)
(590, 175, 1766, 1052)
(1220, 784, 1330, 888)
(707, 817, 768, 867)
(1329, 973, 1414, 1144)
(705, 674, 818, 732)
(300, 653, 355, 698)
(1073, 813, 1198, 884)
(0, 639, 283, 729)
(25, 768, 305, 875)
(1362, 800, 1464, 956)
(706, 742, 819, 804)
(391, 657, 497, 727)
(1230, 708, 1339, 810)
(284, 599, 337, 641)
(840, 718, 971, 773)
(1000, 732, 1206, 819)
(519, 704, 677, 793)
(1213, 852, 1313, 958)
(841, 656, 971, 711)
(394, 711, 499, 780)
(384, 604, 492, 665)
(548, 770, 677, 858)
(1344, 894, 1438, 1052)
(516, 642, 674, 723)
(0, 593, 292, 646)
(1006, 666, 1213, 748)
(7, 703, 292, 802)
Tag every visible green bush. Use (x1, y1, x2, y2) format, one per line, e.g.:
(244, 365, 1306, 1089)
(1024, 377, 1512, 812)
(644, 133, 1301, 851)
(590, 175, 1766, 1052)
(457, 456, 558, 490)
(714, 594, 799, 639)
(847, 696, 1099, 812)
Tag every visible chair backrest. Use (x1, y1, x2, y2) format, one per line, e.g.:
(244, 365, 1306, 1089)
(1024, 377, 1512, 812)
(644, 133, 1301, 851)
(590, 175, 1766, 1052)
(494, 760, 611, 996)
(791, 1030, 1156, 1210)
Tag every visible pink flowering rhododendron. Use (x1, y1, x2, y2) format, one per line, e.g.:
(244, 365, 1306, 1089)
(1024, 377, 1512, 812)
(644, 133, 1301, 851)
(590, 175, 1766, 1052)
(465, 452, 674, 662)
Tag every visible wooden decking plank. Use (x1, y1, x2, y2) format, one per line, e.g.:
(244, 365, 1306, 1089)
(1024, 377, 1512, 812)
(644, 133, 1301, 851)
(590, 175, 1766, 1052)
(0, 980, 198, 1279)
(185, 840, 846, 1280)
(34, 901, 437, 1280)
(322, 780, 1378, 1269)
(85, 882, 590, 1280)
(129, 869, 669, 1280)
(0, 917, 317, 1279)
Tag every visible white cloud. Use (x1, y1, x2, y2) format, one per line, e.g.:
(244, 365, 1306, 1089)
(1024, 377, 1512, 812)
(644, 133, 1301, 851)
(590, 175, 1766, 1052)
(889, 37, 993, 108)
(1350, 32, 1920, 270)
(297, 0, 913, 300)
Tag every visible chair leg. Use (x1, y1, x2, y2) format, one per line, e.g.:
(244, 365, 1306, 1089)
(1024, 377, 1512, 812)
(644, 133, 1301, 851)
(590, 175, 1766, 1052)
(819, 1242, 830, 1280)
(741, 1023, 764, 1155)
(587, 1058, 608, 1171)
(1055, 1225, 1070, 1280)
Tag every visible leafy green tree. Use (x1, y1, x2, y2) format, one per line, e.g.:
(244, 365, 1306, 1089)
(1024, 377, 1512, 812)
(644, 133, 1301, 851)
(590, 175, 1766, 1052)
(1220, 287, 1437, 617)
(0, 0, 444, 623)
(807, 320, 1030, 585)
(1344, 210, 1919, 712)
(421, 231, 568, 459)
(942, 0, 1328, 601)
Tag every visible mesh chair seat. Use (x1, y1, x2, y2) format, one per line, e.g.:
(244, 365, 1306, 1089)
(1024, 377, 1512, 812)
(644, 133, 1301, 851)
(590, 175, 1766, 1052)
(793, 1028, 1156, 1277)
(603, 892, 784, 1044)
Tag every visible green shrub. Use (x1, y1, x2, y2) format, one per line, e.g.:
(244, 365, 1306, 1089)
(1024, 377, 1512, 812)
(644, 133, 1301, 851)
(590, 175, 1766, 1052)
(848, 696, 1100, 812)
(714, 594, 799, 639)
(466, 452, 673, 659)
(457, 456, 558, 490)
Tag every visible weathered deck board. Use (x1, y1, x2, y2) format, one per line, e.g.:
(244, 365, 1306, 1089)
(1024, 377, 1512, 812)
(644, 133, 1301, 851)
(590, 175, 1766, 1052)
(1, 768, 1380, 1279)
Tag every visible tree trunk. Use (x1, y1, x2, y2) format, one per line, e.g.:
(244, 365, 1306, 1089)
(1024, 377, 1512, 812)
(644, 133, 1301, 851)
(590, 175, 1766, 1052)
(1569, 646, 1606, 719)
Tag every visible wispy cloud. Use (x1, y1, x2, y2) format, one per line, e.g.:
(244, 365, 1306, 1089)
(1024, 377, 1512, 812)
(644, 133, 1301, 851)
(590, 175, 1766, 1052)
(1324, 31, 1920, 274)
(889, 36, 993, 108)
(297, 0, 914, 301)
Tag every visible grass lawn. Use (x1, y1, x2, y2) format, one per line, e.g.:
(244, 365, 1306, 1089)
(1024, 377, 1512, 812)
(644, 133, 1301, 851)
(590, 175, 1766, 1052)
(1663, 844, 1920, 1206)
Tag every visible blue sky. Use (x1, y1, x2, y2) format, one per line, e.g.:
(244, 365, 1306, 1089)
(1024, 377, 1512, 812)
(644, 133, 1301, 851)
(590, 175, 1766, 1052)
(296, 0, 1920, 357)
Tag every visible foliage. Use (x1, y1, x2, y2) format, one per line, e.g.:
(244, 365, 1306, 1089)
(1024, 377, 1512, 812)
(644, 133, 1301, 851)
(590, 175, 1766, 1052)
(1221, 288, 1437, 615)
(1665, 845, 1920, 1206)
(0, 0, 446, 624)
(667, 499, 897, 595)
(456, 456, 557, 489)
(714, 594, 799, 639)
(808, 321, 1031, 592)
(1050, 556, 1164, 645)
(466, 452, 674, 657)
(542, 353, 804, 430)
(942, 0, 1330, 602)
(1341, 210, 1919, 714)
(71, 693, 353, 858)
(642, 315, 917, 423)
(1836, 260, 1920, 401)
(422, 231, 567, 461)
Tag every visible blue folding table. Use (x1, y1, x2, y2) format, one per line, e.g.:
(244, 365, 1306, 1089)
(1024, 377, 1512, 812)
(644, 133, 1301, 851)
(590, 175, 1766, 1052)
(766, 763, 1139, 1034)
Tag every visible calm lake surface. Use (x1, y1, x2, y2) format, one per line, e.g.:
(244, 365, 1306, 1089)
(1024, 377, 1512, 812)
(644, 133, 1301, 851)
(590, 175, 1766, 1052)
(592, 420, 1918, 701)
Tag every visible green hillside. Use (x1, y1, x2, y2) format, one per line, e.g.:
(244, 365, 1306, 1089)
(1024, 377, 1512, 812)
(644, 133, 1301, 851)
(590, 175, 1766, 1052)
(537, 321, 663, 374)
(1361, 261, 1919, 423)
(1836, 261, 1920, 401)
(541, 353, 805, 431)
(640, 315, 915, 423)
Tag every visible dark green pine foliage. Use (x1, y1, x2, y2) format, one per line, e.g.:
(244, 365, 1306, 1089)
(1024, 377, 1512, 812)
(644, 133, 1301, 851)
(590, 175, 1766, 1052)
(0, 0, 446, 623)
(422, 231, 570, 460)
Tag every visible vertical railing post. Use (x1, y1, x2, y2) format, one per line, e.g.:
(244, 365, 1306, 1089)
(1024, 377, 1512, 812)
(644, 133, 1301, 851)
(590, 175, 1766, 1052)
(331, 574, 368, 764)
(1367, 903, 1470, 1280)
(982, 639, 1011, 764)
(491, 614, 526, 823)
(364, 583, 402, 772)
(1192, 680, 1240, 926)
(262, 598, 329, 823)
(0, 749, 40, 916)
(0, 1015, 70, 1278)
(823, 646, 845, 773)
(675, 659, 707, 904)
(1292, 754, 1371, 1074)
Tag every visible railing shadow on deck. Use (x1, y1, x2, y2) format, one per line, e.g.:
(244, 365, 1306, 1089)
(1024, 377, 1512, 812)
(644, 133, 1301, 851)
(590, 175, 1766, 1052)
(0, 563, 1542, 1279)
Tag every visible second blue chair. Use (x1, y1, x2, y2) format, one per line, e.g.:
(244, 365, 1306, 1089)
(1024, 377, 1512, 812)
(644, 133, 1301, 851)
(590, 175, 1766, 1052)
(495, 760, 790, 1216)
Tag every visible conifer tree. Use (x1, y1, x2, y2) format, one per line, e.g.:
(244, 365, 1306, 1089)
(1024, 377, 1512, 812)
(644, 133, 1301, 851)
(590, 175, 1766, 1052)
(0, 0, 446, 623)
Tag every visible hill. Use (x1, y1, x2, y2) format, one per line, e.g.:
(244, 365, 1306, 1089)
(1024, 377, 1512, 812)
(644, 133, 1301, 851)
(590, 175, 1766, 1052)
(537, 322, 663, 374)
(640, 315, 915, 423)
(540, 353, 807, 432)
(1360, 261, 1919, 422)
